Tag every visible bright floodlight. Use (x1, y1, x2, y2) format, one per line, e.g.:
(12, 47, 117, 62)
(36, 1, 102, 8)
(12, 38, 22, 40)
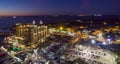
(91, 40, 96, 44)
(102, 42, 107, 45)
(60, 27, 63, 30)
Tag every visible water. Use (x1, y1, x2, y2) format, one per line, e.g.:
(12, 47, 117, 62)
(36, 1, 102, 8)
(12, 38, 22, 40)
(0, 38, 4, 43)
(0, 15, 119, 29)
(0, 16, 70, 29)
(0, 16, 42, 29)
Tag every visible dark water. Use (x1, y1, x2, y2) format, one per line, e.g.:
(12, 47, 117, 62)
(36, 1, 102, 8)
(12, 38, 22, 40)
(0, 38, 4, 43)
(0, 16, 42, 29)
(0, 15, 119, 29)
(0, 16, 72, 29)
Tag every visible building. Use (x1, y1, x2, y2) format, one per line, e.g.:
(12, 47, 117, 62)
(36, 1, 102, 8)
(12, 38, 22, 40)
(66, 45, 117, 64)
(15, 20, 48, 43)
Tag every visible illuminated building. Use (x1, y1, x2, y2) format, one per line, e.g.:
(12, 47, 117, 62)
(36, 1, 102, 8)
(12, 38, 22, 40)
(29, 26, 38, 42)
(15, 20, 48, 43)
(66, 45, 117, 64)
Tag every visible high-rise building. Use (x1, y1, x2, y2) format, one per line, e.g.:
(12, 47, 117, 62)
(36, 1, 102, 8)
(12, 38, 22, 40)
(15, 20, 48, 43)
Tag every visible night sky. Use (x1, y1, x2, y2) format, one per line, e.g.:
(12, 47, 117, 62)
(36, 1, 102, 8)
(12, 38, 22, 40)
(0, 0, 120, 16)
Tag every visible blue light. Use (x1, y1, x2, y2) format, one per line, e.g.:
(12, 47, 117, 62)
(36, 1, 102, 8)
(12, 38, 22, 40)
(102, 42, 107, 45)
(91, 40, 96, 44)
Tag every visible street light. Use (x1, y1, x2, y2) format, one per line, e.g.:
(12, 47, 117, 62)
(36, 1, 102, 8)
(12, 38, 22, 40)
(60, 27, 63, 30)
(91, 40, 96, 44)
(102, 42, 107, 45)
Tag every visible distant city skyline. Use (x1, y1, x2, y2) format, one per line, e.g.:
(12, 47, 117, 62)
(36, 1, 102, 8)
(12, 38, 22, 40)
(0, 0, 120, 16)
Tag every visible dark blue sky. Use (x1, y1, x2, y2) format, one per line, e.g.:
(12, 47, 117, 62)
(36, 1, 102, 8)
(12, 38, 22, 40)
(0, 0, 120, 16)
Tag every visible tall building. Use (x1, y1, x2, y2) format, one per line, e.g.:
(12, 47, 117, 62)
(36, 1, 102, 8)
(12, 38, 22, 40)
(15, 20, 48, 43)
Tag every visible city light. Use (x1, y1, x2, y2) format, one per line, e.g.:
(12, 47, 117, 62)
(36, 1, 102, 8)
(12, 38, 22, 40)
(91, 40, 96, 44)
(0, 0, 120, 64)
(60, 27, 63, 30)
(102, 42, 107, 45)
(66, 45, 117, 64)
